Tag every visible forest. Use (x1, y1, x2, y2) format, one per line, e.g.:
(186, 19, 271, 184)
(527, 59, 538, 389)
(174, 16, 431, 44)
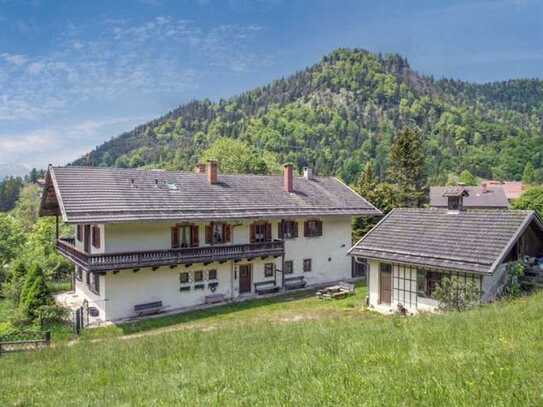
(72, 48, 543, 186)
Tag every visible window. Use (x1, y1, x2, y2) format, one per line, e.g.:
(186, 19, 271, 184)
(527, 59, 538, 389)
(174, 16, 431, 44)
(172, 224, 199, 248)
(76, 225, 82, 241)
(264, 263, 275, 278)
(89, 272, 100, 295)
(75, 266, 83, 281)
(179, 272, 190, 284)
(208, 269, 217, 281)
(448, 196, 461, 211)
(304, 219, 323, 237)
(303, 259, 312, 272)
(284, 260, 294, 274)
(205, 223, 231, 244)
(251, 222, 272, 243)
(91, 226, 101, 249)
(279, 220, 298, 239)
(194, 270, 204, 282)
(417, 270, 442, 298)
(352, 258, 367, 278)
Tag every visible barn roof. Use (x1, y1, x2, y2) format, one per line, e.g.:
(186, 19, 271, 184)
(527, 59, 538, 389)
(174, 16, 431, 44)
(39, 166, 381, 224)
(349, 208, 541, 274)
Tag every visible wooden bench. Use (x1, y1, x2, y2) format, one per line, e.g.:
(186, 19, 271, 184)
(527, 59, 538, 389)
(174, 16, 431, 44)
(205, 294, 225, 304)
(134, 301, 163, 317)
(284, 276, 306, 290)
(254, 280, 280, 295)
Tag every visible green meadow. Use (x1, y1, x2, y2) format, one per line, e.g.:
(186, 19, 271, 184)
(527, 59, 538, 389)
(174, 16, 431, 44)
(1, 286, 543, 406)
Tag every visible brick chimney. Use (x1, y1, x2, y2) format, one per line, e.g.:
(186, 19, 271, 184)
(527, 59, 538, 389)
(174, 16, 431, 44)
(194, 163, 206, 174)
(207, 160, 218, 184)
(283, 164, 293, 193)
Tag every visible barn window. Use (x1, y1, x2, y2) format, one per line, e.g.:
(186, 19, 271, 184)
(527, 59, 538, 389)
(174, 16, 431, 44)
(194, 270, 204, 282)
(264, 263, 275, 278)
(91, 226, 101, 249)
(303, 259, 312, 272)
(208, 269, 217, 281)
(284, 260, 294, 274)
(279, 220, 298, 239)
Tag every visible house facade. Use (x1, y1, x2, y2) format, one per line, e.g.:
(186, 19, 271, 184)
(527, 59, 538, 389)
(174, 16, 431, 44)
(40, 162, 380, 322)
(349, 190, 543, 314)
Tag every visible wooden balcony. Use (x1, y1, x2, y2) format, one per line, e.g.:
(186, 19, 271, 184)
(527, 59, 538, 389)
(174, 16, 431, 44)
(56, 237, 285, 272)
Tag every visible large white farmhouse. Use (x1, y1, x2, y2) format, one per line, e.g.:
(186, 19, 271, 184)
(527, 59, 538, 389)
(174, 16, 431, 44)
(39, 162, 380, 323)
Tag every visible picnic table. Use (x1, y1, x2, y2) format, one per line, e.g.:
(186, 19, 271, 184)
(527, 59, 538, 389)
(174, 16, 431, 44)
(316, 282, 355, 299)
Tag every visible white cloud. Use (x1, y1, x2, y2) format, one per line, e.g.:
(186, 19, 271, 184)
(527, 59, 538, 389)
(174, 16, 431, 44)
(0, 116, 148, 169)
(0, 17, 268, 122)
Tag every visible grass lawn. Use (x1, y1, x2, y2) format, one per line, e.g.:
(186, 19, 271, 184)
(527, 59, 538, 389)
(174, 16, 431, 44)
(2, 286, 543, 406)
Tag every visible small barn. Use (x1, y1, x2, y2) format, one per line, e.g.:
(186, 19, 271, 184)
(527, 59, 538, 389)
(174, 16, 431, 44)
(349, 190, 543, 313)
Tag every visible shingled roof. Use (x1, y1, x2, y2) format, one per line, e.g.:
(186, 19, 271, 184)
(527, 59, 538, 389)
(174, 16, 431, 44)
(430, 186, 508, 208)
(349, 208, 541, 274)
(40, 166, 380, 223)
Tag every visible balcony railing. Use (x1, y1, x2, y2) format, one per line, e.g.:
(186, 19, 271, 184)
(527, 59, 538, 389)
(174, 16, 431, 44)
(56, 237, 285, 272)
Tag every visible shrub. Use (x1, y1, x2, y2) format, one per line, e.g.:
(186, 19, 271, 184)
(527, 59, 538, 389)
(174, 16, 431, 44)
(2, 259, 27, 304)
(501, 261, 525, 298)
(433, 275, 481, 312)
(34, 304, 68, 326)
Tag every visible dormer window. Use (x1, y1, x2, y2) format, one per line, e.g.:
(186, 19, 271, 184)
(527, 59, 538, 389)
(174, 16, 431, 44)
(442, 187, 469, 213)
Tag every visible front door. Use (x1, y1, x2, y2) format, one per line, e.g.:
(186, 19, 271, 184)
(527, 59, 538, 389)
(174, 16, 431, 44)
(379, 266, 392, 304)
(84, 225, 91, 253)
(239, 264, 252, 294)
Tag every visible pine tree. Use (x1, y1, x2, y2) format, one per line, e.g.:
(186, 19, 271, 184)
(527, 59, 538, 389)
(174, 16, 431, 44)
(19, 263, 51, 319)
(388, 128, 426, 207)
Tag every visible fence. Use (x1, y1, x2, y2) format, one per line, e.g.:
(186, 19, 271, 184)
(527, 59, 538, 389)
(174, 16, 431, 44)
(0, 331, 51, 356)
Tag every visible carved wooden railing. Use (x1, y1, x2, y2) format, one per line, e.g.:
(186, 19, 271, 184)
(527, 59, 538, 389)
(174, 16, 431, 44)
(56, 237, 284, 272)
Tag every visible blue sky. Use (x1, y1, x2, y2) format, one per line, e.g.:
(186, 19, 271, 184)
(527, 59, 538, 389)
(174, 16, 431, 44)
(0, 0, 541, 175)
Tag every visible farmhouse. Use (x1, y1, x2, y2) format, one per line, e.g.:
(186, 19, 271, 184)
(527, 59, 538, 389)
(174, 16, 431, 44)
(38, 162, 380, 323)
(349, 188, 543, 314)
(430, 184, 508, 209)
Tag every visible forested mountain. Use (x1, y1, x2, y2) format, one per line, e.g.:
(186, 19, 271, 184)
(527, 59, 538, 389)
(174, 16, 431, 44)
(73, 48, 543, 185)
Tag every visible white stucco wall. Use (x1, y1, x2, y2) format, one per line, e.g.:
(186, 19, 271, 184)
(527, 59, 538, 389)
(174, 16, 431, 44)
(72, 216, 354, 321)
(74, 269, 107, 319)
(366, 260, 485, 314)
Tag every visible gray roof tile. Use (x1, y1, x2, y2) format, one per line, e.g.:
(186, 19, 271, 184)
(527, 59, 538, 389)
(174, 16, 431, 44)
(430, 186, 508, 208)
(46, 166, 380, 223)
(349, 208, 536, 274)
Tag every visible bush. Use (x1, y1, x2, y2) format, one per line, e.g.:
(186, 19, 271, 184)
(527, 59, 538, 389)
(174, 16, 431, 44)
(433, 275, 481, 311)
(2, 259, 27, 304)
(501, 261, 525, 298)
(34, 304, 68, 325)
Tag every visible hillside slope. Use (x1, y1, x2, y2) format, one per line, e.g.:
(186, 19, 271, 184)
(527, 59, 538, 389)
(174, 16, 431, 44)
(2, 291, 543, 405)
(74, 48, 543, 184)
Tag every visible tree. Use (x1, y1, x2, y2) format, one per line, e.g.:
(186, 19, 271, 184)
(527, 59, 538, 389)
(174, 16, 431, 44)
(2, 259, 27, 304)
(19, 263, 52, 319)
(200, 138, 281, 175)
(512, 187, 543, 215)
(0, 214, 24, 270)
(12, 184, 41, 233)
(388, 128, 426, 207)
(433, 275, 481, 311)
(522, 162, 537, 185)
(353, 162, 398, 240)
(458, 170, 477, 186)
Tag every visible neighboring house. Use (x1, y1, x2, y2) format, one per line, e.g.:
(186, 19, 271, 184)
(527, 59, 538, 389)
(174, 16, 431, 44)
(39, 162, 380, 323)
(430, 184, 508, 209)
(482, 180, 524, 201)
(349, 188, 543, 314)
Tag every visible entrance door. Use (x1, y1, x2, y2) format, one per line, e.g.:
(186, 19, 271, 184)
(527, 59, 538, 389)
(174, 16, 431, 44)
(239, 264, 252, 294)
(84, 225, 91, 253)
(379, 264, 392, 304)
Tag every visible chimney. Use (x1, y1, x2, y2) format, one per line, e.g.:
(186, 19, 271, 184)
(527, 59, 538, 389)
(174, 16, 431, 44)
(207, 160, 218, 184)
(481, 182, 488, 193)
(283, 164, 293, 193)
(194, 163, 206, 174)
(442, 186, 469, 213)
(303, 167, 313, 180)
